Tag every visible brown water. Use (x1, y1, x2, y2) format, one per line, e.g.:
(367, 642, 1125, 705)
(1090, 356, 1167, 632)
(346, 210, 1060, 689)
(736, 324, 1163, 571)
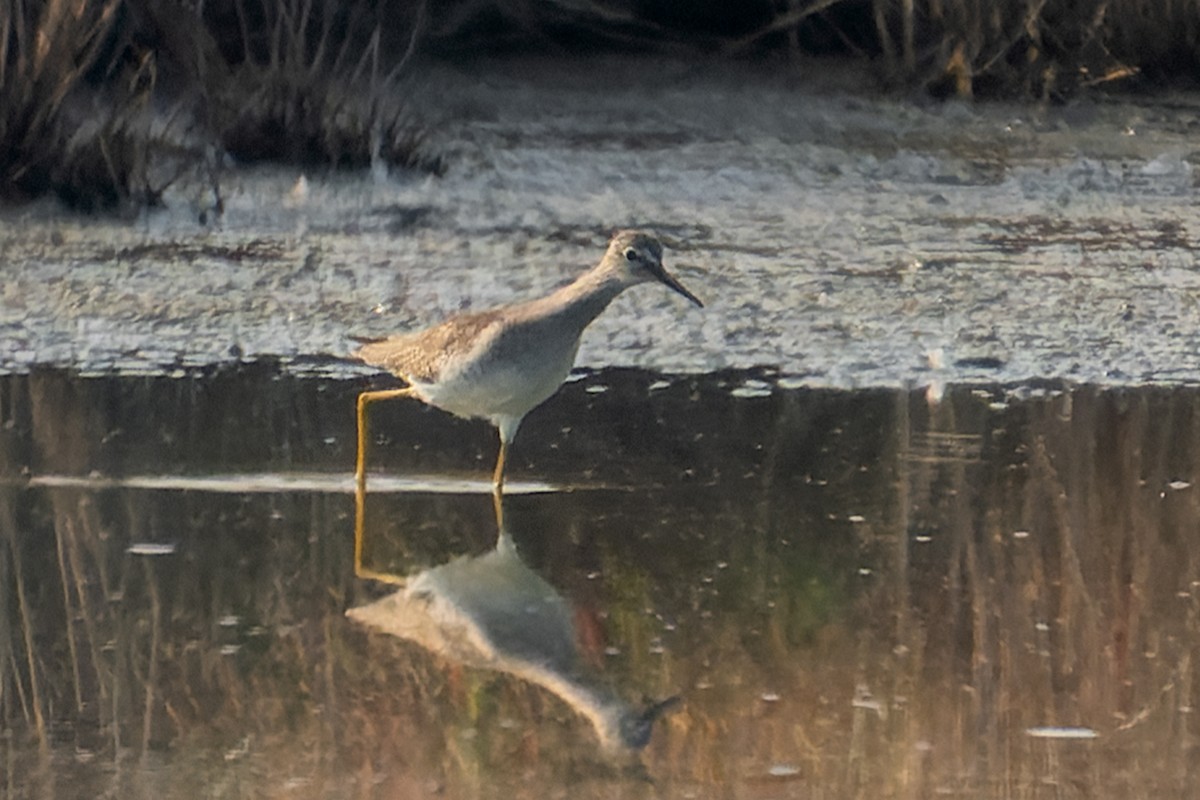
(2, 364, 1198, 798)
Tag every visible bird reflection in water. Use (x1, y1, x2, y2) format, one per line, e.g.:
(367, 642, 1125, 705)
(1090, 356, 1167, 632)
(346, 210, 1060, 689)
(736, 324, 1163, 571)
(347, 494, 679, 751)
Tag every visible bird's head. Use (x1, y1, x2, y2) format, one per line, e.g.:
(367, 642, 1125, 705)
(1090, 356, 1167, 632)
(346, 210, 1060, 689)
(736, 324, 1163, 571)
(617, 695, 683, 750)
(604, 230, 703, 307)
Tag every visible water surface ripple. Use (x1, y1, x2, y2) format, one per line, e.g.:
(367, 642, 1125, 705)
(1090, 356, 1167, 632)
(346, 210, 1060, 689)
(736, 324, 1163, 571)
(2, 367, 1198, 798)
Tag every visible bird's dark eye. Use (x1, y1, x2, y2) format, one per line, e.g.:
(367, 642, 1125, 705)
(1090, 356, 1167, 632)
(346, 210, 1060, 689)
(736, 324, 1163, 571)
(624, 247, 639, 262)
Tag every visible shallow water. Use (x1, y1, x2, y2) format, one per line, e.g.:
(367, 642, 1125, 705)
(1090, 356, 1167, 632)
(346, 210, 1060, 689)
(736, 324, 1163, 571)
(2, 365, 1198, 798)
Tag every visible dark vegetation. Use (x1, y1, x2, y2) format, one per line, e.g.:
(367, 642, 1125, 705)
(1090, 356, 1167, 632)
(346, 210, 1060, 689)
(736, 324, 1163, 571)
(0, 0, 440, 212)
(192, 0, 436, 169)
(3, 0, 1199, 212)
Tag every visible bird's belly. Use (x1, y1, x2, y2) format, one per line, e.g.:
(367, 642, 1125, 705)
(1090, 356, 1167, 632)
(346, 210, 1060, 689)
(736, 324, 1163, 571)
(414, 349, 575, 423)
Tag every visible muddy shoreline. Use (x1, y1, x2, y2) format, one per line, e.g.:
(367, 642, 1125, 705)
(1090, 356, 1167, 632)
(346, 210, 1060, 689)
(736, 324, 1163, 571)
(4, 56, 1200, 387)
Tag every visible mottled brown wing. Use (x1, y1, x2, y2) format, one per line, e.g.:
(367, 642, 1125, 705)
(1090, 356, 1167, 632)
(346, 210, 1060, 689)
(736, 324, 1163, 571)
(351, 310, 503, 384)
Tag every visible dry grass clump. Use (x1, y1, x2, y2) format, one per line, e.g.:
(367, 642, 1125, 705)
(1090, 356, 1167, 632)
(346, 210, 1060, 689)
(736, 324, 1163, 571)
(517, 0, 1200, 98)
(201, 0, 441, 172)
(761, 0, 1200, 98)
(216, 76, 441, 173)
(6, 0, 1200, 213)
(866, 0, 1139, 98)
(0, 0, 439, 213)
(0, 0, 143, 208)
(218, 80, 390, 168)
(52, 114, 186, 212)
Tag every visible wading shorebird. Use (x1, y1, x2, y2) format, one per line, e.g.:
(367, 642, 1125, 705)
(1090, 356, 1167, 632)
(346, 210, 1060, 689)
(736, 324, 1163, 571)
(351, 229, 703, 504)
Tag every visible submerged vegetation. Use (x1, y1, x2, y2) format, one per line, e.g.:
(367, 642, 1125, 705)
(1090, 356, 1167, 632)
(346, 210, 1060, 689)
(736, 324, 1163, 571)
(1, 0, 1199, 211)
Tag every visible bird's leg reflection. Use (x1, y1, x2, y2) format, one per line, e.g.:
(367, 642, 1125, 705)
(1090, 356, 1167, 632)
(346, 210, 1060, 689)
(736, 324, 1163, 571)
(491, 483, 504, 531)
(492, 436, 508, 492)
(354, 386, 414, 584)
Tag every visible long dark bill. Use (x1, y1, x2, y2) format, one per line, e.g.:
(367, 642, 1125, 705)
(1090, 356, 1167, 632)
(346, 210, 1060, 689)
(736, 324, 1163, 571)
(649, 262, 704, 307)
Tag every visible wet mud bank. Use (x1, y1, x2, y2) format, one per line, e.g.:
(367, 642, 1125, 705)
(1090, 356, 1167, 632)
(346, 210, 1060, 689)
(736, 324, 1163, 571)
(5, 57, 1200, 386)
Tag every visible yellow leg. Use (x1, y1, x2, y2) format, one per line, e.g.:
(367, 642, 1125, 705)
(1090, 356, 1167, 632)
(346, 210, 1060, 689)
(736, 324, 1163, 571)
(355, 387, 414, 583)
(492, 436, 509, 493)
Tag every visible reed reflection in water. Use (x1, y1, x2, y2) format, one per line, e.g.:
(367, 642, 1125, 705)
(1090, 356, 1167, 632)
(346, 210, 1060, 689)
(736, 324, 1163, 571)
(0, 367, 1198, 798)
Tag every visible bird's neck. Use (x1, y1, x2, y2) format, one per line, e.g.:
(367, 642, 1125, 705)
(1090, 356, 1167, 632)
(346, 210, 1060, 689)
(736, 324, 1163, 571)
(534, 267, 627, 333)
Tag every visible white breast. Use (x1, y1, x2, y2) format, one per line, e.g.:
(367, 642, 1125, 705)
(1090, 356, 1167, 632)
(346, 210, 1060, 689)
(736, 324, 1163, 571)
(413, 327, 581, 428)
